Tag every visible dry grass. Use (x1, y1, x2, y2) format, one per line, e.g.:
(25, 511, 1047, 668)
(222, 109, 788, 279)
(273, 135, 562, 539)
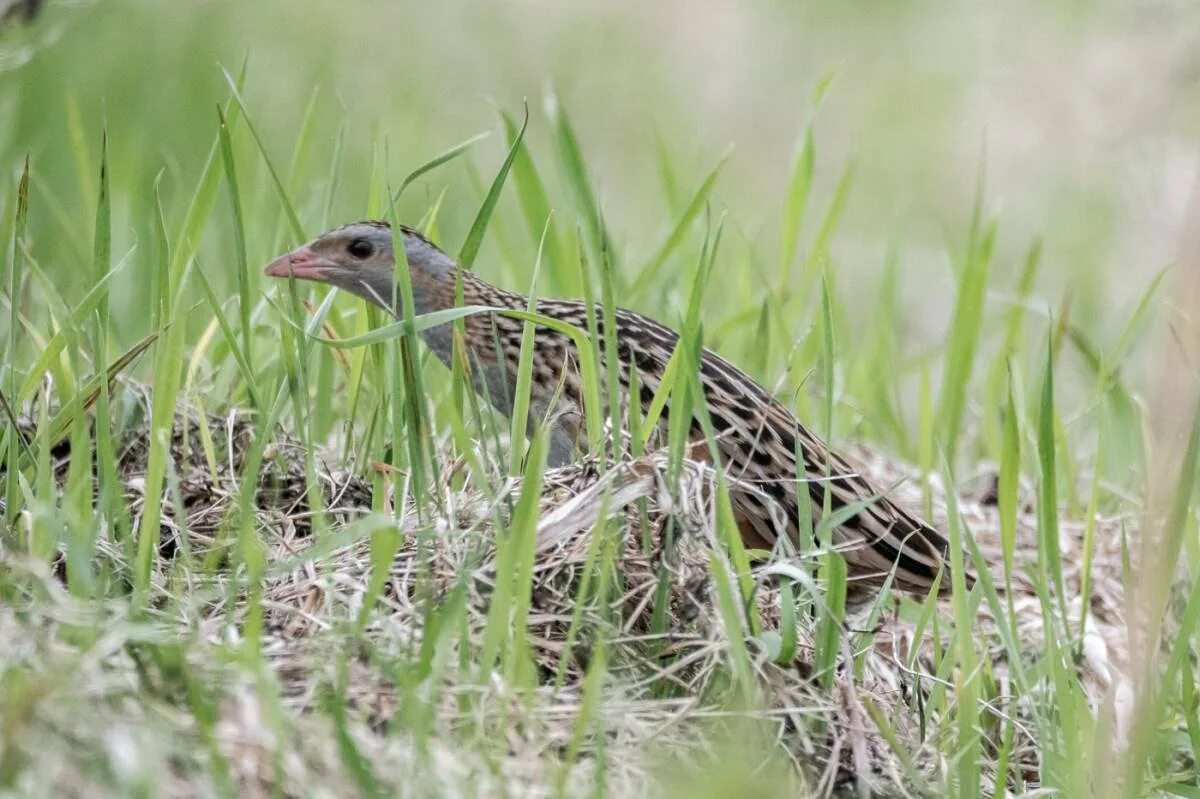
(1, 393, 1141, 797)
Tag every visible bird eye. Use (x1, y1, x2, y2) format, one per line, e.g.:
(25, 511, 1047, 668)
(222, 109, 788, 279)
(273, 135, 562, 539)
(347, 239, 373, 259)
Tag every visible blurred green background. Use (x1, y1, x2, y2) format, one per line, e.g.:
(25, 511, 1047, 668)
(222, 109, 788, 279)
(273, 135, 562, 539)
(2, 0, 1198, 431)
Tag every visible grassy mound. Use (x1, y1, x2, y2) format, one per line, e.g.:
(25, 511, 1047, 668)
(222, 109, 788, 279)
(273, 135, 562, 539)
(1, 396, 1154, 796)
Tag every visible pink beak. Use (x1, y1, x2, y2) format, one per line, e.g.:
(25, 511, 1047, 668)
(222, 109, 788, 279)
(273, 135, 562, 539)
(263, 246, 335, 281)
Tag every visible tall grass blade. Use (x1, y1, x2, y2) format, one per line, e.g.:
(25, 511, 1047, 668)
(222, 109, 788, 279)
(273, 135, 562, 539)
(798, 159, 855, 293)
(938, 220, 996, 466)
(15, 248, 133, 403)
(481, 426, 548, 675)
(391, 130, 490, 205)
(216, 105, 254, 382)
(544, 90, 612, 263)
(91, 130, 125, 564)
(35, 330, 157, 457)
(220, 66, 306, 241)
(4, 155, 29, 522)
(508, 219, 549, 474)
(193, 266, 264, 409)
(630, 149, 729, 298)
(501, 109, 571, 293)
(459, 104, 527, 268)
(999, 369, 1019, 579)
(778, 72, 834, 287)
(1035, 336, 1066, 626)
(133, 70, 246, 604)
(707, 545, 754, 697)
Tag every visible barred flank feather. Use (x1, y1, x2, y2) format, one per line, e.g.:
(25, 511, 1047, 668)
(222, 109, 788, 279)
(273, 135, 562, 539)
(467, 294, 958, 596)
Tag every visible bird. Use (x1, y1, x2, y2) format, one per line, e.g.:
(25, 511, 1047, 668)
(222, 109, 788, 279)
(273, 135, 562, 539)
(263, 220, 961, 598)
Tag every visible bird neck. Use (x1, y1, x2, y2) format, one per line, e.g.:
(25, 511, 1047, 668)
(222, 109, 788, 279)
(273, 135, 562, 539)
(392, 264, 523, 367)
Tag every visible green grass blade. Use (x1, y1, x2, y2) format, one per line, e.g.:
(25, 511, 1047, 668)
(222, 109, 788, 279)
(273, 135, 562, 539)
(798, 158, 855, 292)
(819, 272, 835, 443)
(284, 83, 322, 193)
(91, 132, 111, 328)
(945, 479, 981, 799)
(504, 427, 549, 684)
(1035, 335, 1066, 627)
(193, 264, 264, 409)
(392, 131, 490, 205)
(278, 303, 493, 348)
(596, 214, 623, 456)
(999, 368, 1020, 579)
(814, 550, 846, 690)
(321, 669, 385, 799)
(544, 90, 612, 262)
(778, 72, 835, 287)
(1077, 422, 1104, 642)
(1107, 266, 1169, 380)
(172, 59, 247, 279)
(91, 129, 125, 561)
(220, 66, 306, 242)
(36, 331, 158, 461)
(383, 165, 436, 512)
(131, 71, 244, 604)
(458, 105, 527, 268)
(15, 246, 134, 403)
(508, 219, 549, 474)
(501, 108, 572, 294)
(216, 105, 254, 383)
(938, 219, 996, 466)
(555, 636, 607, 795)
(630, 149, 730, 298)
(708, 543, 755, 699)
(481, 426, 548, 675)
(4, 155, 29, 522)
(64, 92, 95, 207)
(778, 124, 814, 282)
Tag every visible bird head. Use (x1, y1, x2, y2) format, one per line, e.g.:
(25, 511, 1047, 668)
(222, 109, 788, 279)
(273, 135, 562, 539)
(263, 220, 455, 313)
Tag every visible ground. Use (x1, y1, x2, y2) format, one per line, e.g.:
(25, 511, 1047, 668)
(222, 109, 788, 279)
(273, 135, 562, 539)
(0, 390, 1150, 797)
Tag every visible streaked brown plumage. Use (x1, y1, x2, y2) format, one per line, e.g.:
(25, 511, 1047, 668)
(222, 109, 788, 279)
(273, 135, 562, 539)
(264, 220, 963, 597)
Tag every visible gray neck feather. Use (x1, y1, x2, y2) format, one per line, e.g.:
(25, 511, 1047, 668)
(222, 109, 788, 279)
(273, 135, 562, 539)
(398, 233, 457, 366)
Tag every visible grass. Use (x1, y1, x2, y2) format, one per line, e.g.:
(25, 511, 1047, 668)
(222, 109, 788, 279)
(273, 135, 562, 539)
(2, 5, 1200, 797)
